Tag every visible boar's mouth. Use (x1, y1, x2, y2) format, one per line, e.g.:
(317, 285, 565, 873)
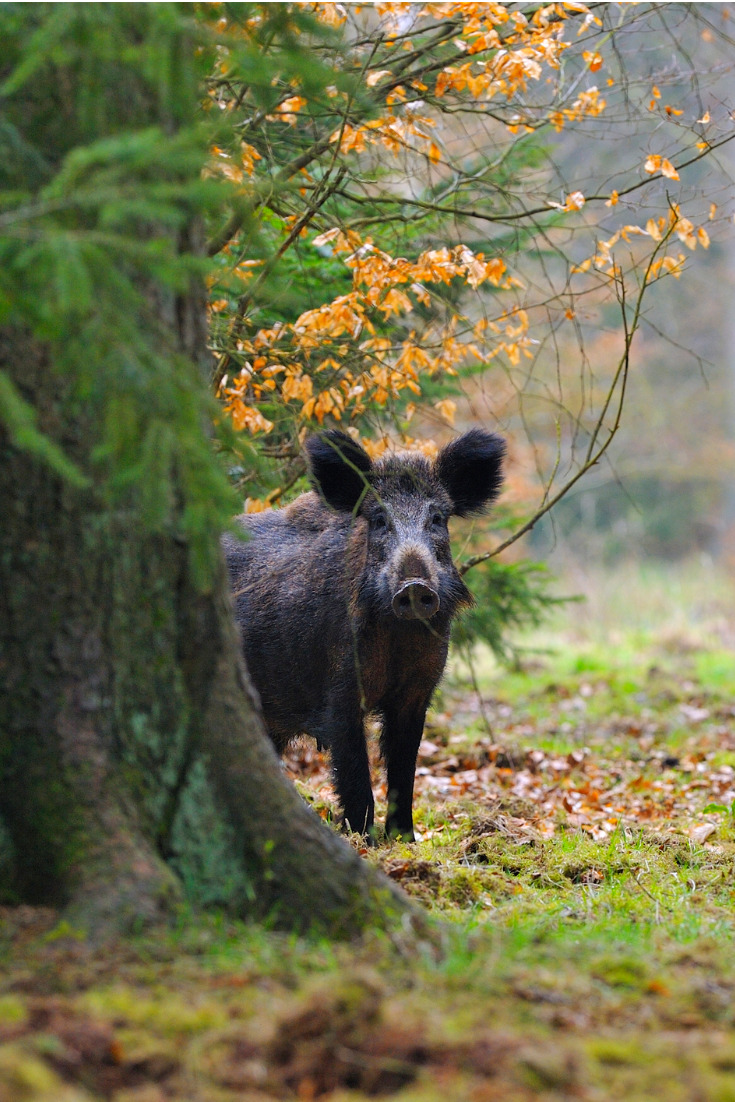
(391, 579, 440, 621)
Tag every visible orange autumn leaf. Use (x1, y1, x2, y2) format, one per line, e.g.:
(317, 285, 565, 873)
(644, 154, 679, 179)
(434, 398, 457, 425)
(583, 50, 603, 71)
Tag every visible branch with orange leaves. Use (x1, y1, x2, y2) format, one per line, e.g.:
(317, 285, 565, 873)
(206, 23, 385, 260)
(211, 165, 348, 389)
(336, 130, 735, 237)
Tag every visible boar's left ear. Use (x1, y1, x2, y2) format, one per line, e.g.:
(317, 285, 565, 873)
(434, 429, 506, 517)
(306, 430, 373, 513)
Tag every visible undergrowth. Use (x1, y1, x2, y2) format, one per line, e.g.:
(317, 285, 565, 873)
(2, 561, 735, 1101)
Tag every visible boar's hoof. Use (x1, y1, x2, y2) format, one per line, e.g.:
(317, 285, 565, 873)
(392, 579, 440, 621)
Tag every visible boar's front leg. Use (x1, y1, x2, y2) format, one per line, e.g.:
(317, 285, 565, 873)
(381, 696, 430, 841)
(325, 703, 375, 838)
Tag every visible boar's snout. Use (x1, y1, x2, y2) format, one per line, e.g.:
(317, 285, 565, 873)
(391, 579, 440, 621)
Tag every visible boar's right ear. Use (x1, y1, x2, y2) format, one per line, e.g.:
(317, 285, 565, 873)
(435, 429, 506, 517)
(306, 430, 373, 513)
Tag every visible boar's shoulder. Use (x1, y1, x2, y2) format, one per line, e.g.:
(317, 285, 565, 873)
(224, 491, 365, 577)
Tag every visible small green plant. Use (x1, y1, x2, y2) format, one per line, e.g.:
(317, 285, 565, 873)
(702, 801, 735, 817)
(453, 559, 569, 667)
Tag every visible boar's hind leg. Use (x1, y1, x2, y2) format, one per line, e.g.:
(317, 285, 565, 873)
(326, 713, 375, 838)
(382, 698, 430, 842)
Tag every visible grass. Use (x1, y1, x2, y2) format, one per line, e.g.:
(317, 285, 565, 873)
(2, 559, 735, 1100)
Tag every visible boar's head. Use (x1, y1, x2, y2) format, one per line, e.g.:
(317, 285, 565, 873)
(306, 429, 505, 626)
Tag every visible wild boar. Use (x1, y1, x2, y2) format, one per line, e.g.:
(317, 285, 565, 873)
(223, 428, 505, 840)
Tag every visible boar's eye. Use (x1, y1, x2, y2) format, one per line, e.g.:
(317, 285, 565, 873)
(373, 511, 388, 529)
(431, 512, 445, 528)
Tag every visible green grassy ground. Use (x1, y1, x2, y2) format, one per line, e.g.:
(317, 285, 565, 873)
(2, 561, 735, 1101)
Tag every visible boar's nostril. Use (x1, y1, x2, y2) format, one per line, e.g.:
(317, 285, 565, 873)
(392, 579, 440, 621)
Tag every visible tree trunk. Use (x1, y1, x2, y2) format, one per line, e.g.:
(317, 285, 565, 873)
(0, 4, 417, 941)
(0, 327, 414, 938)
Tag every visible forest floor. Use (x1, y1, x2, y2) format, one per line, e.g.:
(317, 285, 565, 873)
(2, 561, 735, 1101)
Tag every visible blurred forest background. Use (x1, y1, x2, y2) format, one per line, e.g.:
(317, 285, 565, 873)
(510, 3, 735, 653)
(521, 8, 735, 571)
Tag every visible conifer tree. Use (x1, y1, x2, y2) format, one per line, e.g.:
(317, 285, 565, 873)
(0, 3, 411, 937)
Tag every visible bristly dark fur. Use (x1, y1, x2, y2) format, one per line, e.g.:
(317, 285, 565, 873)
(306, 431, 372, 512)
(223, 427, 505, 840)
(434, 428, 506, 517)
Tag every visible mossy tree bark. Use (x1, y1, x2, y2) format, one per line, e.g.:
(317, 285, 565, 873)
(0, 327, 413, 939)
